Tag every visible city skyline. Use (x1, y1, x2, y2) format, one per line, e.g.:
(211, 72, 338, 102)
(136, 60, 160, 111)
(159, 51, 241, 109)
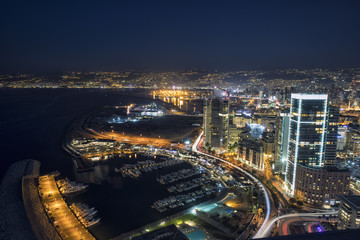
(2, 1, 360, 239)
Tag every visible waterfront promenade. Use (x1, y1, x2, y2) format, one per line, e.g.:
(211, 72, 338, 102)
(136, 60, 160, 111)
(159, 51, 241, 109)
(38, 174, 95, 240)
(22, 167, 62, 240)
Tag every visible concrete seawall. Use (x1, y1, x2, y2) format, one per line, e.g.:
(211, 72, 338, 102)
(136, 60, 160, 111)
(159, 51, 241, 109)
(0, 160, 37, 240)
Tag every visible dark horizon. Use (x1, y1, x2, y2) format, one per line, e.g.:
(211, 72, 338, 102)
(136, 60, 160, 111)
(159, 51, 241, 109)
(1, 0, 360, 73)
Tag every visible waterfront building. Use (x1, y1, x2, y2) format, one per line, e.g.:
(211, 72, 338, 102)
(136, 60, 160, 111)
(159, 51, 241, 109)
(284, 93, 341, 198)
(203, 89, 230, 151)
(338, 195, 360, 230)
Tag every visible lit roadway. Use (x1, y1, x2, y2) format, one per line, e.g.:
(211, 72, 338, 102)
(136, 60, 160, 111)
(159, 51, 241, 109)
(86, 128, 173, 148)
(38, 175, 95, 240)
(192, 132, 272, 239)
(256, 211, 338, 238)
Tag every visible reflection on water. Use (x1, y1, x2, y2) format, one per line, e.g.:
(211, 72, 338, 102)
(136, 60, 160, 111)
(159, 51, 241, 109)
(0, 88, 206, 240)
(70, 154, 199, 239)
(75, 164, 111, 185)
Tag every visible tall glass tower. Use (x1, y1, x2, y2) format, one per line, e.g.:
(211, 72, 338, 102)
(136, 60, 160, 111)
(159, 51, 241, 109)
(284, 93, 338, 196)
(204, 89, 229, 150)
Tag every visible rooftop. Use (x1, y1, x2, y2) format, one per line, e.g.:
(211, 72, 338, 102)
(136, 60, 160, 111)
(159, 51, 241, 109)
(291, 93, 328, 100)
(339, 195, 360, 210)
(262, 229, 360, 240)
(132, 225, 189, 240)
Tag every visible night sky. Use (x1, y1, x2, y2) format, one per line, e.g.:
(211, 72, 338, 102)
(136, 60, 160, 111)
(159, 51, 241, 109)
(1, 0, 360, 72)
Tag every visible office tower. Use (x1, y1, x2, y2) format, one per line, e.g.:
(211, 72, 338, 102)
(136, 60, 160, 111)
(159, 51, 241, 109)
(203, 89, 229, 150)
(283, 94, 350, 205)
(284, 94, 340, 196)
(274, 111, 290, 175)
(324, 105, 339, 165)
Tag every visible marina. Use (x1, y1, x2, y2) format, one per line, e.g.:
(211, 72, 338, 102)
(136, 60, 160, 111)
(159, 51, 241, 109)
(167, 176, 213, 193)
(56, 178, 88, 194)
(114, 158, 183, 178)
(37, 175, 95, 240)
(158, 168, 200, 184)
(70, 203, 101, 228)
(151, 185, 218, 213)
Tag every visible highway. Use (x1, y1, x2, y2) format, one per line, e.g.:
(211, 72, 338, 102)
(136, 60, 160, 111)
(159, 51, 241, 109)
(38, 175, 95, 240)
(192, 132, 272, 239)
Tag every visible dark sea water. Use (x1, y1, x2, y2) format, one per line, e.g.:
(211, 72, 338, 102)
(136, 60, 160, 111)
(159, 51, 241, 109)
(0, 88, 151, 178)
(0, 88, 204, 239)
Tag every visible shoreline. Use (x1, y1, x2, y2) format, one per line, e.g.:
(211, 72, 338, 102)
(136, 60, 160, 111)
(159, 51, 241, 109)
(112, 188, 232, 240)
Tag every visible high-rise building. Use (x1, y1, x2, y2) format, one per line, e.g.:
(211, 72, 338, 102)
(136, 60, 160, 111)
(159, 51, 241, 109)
(274, 111, 290, 175)
(337, 126, 347, 151)
(324, 105, 339, 165)
(203, 89, 229, 150)
(284, 93, 340, 197)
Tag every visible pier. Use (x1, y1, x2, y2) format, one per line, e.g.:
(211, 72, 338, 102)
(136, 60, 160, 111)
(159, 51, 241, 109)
(38, 175, 95, 240)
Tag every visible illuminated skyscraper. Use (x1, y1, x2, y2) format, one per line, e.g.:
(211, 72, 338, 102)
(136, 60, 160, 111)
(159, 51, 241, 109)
(284, 93, 339, 196)
(204, 89, 229, 150)
(274, 111, 290, 175)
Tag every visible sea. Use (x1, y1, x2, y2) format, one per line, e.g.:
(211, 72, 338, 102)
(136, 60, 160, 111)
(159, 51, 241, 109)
(0, 88, 205, 239)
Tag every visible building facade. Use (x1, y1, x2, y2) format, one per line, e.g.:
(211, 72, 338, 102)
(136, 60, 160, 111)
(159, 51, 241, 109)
(338, 195, 360, 230)
(337, 126, 347, 151)
(203, 89, 230, 150)
(284, 93, 340, 197)
(274, 111, 290, 175)
(295, 165, 350, 205)
(238, 139, 265, 170)
(260, 131, 275, 156)
(237, 124, 266, 170)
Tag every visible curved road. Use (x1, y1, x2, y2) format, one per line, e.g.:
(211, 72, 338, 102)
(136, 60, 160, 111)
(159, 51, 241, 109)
(192, 132, 272, 239)
(256, 211, 338, 238)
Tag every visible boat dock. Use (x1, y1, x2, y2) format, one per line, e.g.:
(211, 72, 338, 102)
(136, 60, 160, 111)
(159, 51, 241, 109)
(38, 175, 95, 240)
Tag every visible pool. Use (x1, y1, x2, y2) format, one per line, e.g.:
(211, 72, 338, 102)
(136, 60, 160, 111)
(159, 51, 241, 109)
(186, 231, 206, 240)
